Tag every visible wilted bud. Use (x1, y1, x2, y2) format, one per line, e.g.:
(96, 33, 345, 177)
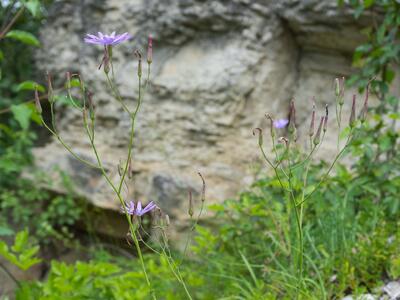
(266, 114, 276, 139)
(34, 87, 42, 114)
(188, 190, 194, 218)
(349, 94, 356, 128)
(359, 83, 369, 123)
(46, 71, 54, 103)
(134, 50, 142, 78)
(147, 35, 153, 65)
(309, 100, 316, 137)
(313, 117, 324, 146)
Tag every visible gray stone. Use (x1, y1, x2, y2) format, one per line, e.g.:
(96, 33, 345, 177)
(33, 0, 398, 238)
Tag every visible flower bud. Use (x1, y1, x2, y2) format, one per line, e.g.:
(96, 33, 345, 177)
(34, 86, 42, 114)
(313, 117, 324, 146)
(323, 104, 328, 133)
(198, 172, 206, 203)
(359, 82, 369, 123)
(82, 107, 87, 124)
(46, 71, 54, 103)
(253, 128, 263, 147)
(309, 100, 315, 137)
(266, 114, 276, 139)
(165, 214, 170, 226)
(66, 72, 72, 90)
(86, 91, 95, 120)
(288, 100, 297, 141)
(147, 35, 153, 65)
(188, 190, 194, 218)
(134, 50, 142, 78)
(349, 94, 356, 128)
(336, 77, 345, 106)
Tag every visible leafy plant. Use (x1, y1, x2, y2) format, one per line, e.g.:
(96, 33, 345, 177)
(0, 229, 41, 271)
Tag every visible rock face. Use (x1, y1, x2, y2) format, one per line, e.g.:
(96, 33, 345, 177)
(33, 0, 376, 235)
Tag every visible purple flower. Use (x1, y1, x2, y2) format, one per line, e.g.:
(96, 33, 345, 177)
(273, 119, 289, 129)
(122, 200, 157, 216)
(84, 32, 131, 46)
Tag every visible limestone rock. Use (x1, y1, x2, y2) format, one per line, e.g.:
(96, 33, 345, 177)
(33, 0, 384, 236)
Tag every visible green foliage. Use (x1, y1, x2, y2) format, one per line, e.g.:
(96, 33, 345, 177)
(0, 229, 41, 270)
(343, 0, 400, 111)
(5, 30, 40, 47)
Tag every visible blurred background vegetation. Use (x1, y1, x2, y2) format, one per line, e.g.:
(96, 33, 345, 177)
(0, 0, 399, 299)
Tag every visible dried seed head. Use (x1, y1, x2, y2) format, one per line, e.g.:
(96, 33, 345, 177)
(349, 94, 356, 128)
(34, 87, 42, 114)
(313, 116, 324, 146)
(147, 35, 153, 65)
(265, 114, 276, 139)
(309, 99, 316, 137)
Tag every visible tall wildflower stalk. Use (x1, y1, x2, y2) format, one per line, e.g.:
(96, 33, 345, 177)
(35, 32, 199, 300)
(253, 79, 368, 298)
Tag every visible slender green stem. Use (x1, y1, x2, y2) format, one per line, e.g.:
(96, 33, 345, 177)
(40, 116, 101, 169)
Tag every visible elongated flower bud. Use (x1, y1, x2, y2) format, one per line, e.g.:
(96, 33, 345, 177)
(46, 72, 54, 103)
(198, 172, 206, 203)
(313, 117, 324, 146)
(147, 35, 153, 65)
(323, 104, 328, 133)
(82, 107, 87, 124)
(86, 91, 95, 120)
(288, 100, 297, 141)
(188, 190, 194, 217)
(253, 128, 263, 147)
(335, 78, 340, 97)
(34, 87, 42, 114)
(349, 94, 356, 128)
(134, 50, 142, 78)
(266, 114, 276, 139)
(335, 77, 345, 105)
(165, 214, 170, 226)
(66, 72, 72, 90)
(309, 100, 315, 137)
(359, 82, 369, 123)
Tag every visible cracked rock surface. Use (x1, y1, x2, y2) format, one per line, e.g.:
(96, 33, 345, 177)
(34, 0, 378, 235)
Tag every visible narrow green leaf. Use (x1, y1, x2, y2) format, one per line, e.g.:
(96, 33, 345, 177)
(16, 80, 45, 93)
(5, 30, 40, 47)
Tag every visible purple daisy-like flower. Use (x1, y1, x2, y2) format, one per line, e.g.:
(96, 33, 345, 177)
(84, 32, 131, 46)
(122, 200, 157, 217)
(273, 119, 289, 129)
